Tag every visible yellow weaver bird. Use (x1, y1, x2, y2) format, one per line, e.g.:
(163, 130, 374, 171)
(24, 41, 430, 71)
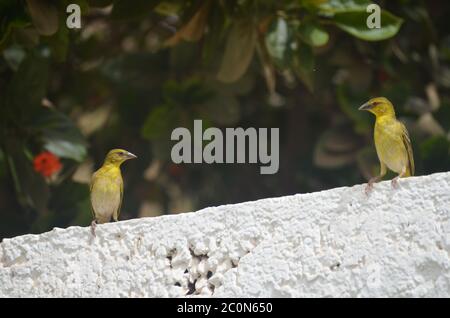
(90, 149, 137, 236)
(359, 97, 414, 194)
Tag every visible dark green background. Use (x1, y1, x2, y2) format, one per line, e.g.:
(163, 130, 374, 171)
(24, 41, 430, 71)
(0, 0, 449, 240)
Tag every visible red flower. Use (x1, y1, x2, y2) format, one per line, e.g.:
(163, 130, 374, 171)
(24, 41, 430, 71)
(33, 151, 62, 178)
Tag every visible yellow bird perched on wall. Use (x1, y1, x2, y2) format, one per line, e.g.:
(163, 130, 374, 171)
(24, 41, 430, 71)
(90, 149, 137, 236)
(359, 97, 414, 194)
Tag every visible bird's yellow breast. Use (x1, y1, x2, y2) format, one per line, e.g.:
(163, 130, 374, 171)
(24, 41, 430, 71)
(90, 165, 123, 223)
(374, 116, 409, 174)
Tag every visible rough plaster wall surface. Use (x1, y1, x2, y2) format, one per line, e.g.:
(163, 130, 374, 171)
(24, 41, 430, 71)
(1, 172, 450, 298)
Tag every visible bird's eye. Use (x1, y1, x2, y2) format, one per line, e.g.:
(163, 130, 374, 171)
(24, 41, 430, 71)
(372, 101, 380, 106)
(119, 152, 125, 155)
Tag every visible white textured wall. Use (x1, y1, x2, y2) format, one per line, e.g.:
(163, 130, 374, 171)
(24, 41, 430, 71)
(1, 172, 450, 297)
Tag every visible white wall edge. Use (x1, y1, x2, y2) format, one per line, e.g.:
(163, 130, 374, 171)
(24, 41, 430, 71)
(1, 172, 450, 297)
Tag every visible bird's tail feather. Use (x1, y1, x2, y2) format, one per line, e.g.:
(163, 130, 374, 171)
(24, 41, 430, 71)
(405, 165, 412, 177)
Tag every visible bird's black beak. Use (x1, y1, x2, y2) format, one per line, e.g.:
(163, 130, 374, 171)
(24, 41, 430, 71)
(126, 152, 137, 160)
(358, 102, 372, 111)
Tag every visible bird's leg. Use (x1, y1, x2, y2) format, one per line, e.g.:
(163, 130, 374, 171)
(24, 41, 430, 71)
(365, 162, 387, 195)
(391, 166, 407, 189)
(90, 220, 97, 237)
(365, 176, 381, 195)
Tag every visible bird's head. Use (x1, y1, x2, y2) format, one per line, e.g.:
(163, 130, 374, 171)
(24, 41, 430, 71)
(359, 97, 395, 118)
(104, 149, 137, 166)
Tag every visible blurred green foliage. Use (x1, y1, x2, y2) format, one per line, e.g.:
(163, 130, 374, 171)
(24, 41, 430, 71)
(0, 0, 449, 239)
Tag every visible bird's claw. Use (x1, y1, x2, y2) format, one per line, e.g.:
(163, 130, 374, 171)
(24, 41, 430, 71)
(90, 220, 97, 237)
(391, 177, 399, 189)
(365, 182, 374, 195)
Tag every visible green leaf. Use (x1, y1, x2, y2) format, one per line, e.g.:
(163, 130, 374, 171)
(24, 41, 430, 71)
(7, 51, 49, 111)
(164, 1, 210, 46)
(299, 23, 329, 47)
(154, 1, 182, 16)
(292, 43, 315, 91)
(334, 10, 403, 41)
(201, 2, 226, 64)
(162, 78, 213, 106)
(26, 0, 59, 36)
(0, 1, 30, 49)
(43, 18, 69, 62)
(217, 20, 257, 83)
(32, 108, 87, 162)
(111, 0, 158, 21)
(2, 46, 26, 70)
(265, 17, 291, 69)
(317, 0, 371, 14)
(44, 140, 87, 162)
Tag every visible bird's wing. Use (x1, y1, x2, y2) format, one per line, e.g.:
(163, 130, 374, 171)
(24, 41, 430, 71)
(400, 122, 415, 176)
